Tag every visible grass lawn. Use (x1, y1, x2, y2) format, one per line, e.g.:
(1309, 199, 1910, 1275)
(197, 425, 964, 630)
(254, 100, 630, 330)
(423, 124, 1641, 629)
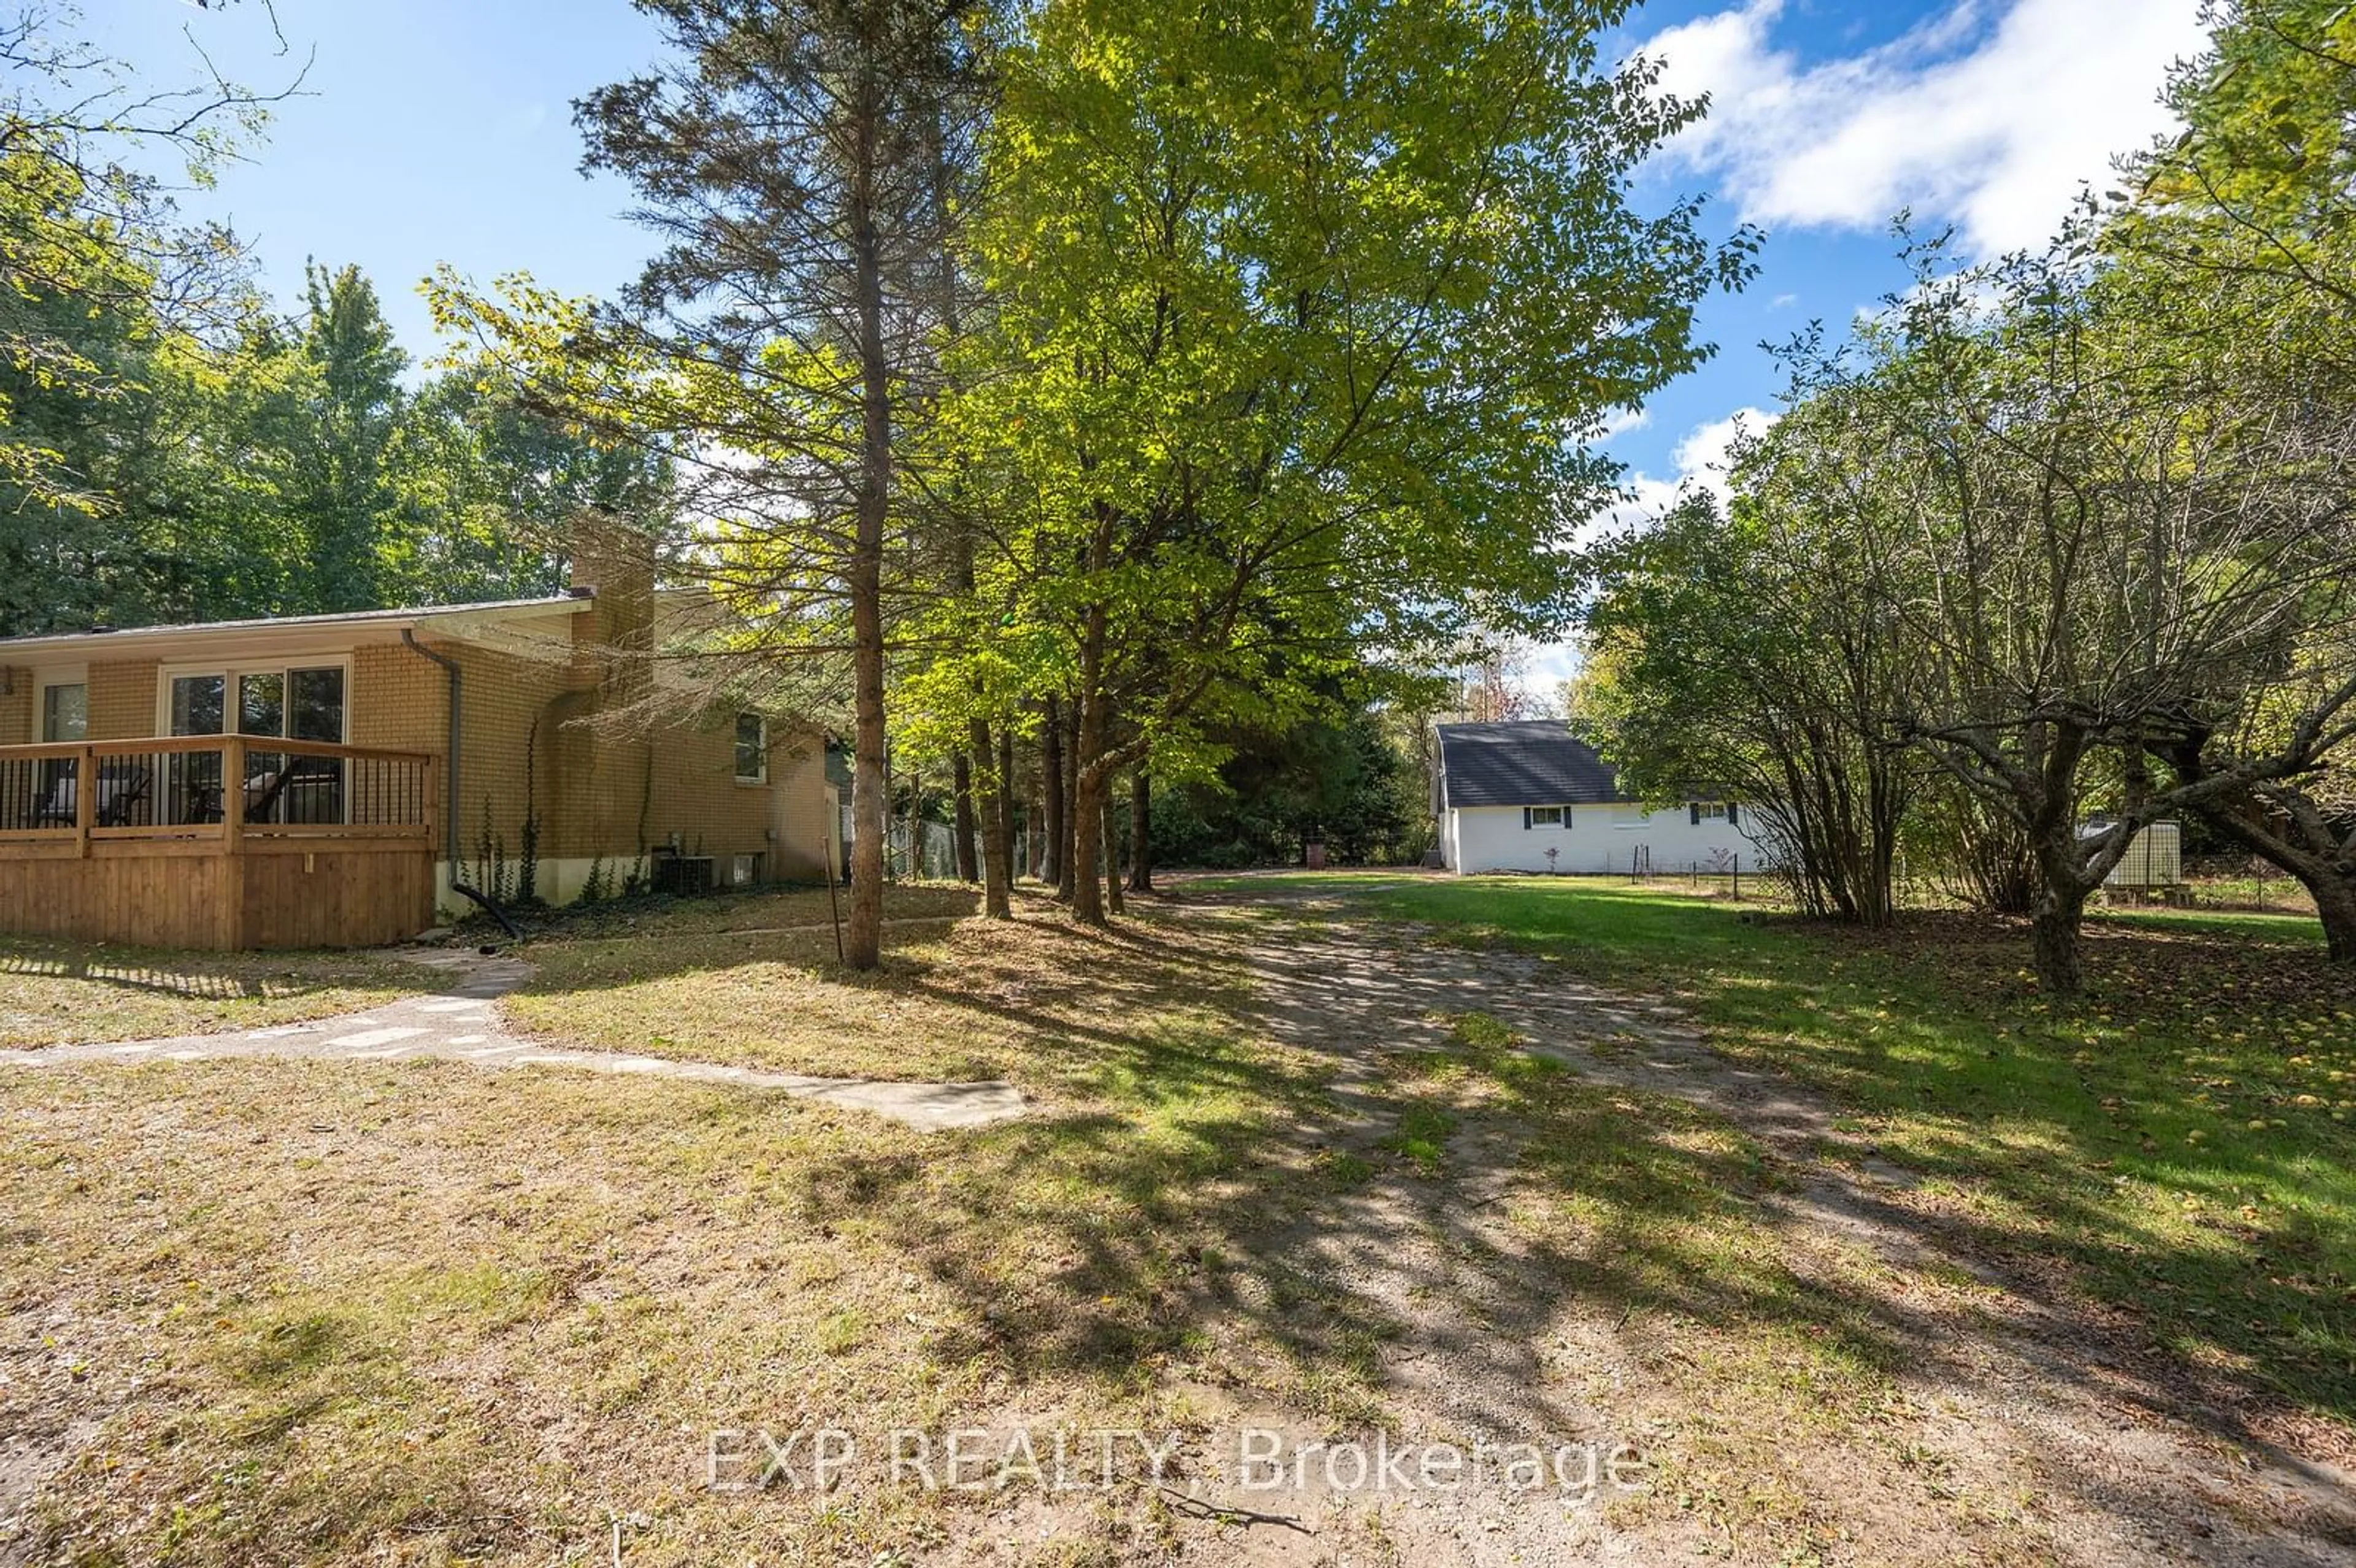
(1, 876, 2349, 1563)
(1195, 873, 2356, 1443)
(499, 882, 1024, 1082)
(0, 937, 439, 1048)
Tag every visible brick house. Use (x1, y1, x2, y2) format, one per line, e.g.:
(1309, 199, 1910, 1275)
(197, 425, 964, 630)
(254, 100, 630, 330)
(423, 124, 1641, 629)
(0, 539, 834, 948)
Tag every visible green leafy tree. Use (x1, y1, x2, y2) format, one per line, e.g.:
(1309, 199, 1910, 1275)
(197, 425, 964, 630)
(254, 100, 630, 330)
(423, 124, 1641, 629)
(2113, 0, 2356, 958)
(1788, 242, 2353, 991)
(0, 2, 287, 631)
(1581, 467, 1919, 925)
(287, 261, 405, 610)
(928, 0, 1755, 925)
(431, 0, 990, 970)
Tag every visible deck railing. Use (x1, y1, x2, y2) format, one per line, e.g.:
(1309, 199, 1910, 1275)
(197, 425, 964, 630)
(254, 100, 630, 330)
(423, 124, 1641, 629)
(0, 737, 440, 949)
(0, 736, 435, 853)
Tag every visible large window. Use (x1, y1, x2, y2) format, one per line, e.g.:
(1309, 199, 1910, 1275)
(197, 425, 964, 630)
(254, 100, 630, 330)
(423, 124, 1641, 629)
(162, 663, 347, 824)
(735, 713, 767, 783)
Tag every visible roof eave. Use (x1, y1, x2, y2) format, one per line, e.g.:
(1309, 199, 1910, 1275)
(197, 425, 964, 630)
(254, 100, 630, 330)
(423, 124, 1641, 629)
(0, 597, 590, 663)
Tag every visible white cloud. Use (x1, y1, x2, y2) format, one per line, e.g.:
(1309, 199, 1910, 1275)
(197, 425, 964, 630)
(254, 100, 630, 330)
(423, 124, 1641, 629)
(1595, 405, 1653, 444)
(1670, 406, 1774, 501)
(1637, 0, 2206, 257)
(1568, 405, 1777, 553)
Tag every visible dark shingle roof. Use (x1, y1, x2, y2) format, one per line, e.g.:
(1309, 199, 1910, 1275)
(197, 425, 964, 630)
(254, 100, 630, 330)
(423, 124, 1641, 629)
(1437, 721, 1626, 809)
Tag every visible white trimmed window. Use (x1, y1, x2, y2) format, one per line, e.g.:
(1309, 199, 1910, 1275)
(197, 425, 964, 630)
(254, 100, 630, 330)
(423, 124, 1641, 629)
(734, 713, 768, 783)
(1525, 805, 1568, 828)
(38, 678, 86, 742)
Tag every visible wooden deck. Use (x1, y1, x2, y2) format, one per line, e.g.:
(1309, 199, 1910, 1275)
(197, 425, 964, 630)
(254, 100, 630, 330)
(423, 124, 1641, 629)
(0, 737, 437, 950)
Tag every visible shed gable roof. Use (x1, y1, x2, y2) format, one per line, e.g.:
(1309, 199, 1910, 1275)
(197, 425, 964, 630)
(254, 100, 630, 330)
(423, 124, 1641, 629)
(1437, 721, 1625, 808)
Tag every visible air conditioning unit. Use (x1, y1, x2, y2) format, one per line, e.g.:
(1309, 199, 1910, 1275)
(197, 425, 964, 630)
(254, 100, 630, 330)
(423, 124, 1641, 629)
(652, 853, 714, 896)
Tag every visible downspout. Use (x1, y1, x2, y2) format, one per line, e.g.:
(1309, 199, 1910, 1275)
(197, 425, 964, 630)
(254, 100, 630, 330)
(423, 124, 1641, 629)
(401, 628, 521, 940)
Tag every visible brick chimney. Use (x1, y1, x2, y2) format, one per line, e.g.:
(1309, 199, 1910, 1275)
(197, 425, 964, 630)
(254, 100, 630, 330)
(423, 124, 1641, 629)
(568, 510, 656, 702)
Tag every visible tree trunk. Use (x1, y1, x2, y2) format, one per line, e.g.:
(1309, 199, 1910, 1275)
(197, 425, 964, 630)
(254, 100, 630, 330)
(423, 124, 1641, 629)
(1057, 699, 1080, 905)
(951, 751, 978, 882)
(1040, 697, 1064, 893)
(2027, 828, 2093, 995)
(2312, 878, 2356, 962)
(904, 765, 925, 880)
(1071, 766, 1106, 924)
(2187, 786, 2356, 963)
(997, 726, 1018, 894)
(2030, 896, 2088, 996)
(1128, 768, 1153, 893)
(969, 717, 1011, 918)
(1069, 594, 1112, 923)
(842, 80, 890, 972)
(1103, 785, 1125, 915)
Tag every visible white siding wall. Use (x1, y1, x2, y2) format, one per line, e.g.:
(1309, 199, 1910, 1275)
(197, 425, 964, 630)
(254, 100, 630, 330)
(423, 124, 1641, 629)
(1443, 802, 1768, 875)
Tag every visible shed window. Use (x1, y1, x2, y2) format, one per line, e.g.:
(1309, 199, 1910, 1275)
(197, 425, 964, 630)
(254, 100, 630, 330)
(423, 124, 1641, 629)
(734, 713, 767, 782)
(1526, 805, 1566, 828)
(1691, 801, 1727, 823)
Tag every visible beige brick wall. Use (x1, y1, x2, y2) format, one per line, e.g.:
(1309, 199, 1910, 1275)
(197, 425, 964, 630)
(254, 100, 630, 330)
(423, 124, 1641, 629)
(765, 733, 832, 881)
(0, 669, 29, 745)
(7, 602, 826, 901)
(413, 628, 817, 895)
(88, 660, 159, 739)
(348, 643, 448, 755)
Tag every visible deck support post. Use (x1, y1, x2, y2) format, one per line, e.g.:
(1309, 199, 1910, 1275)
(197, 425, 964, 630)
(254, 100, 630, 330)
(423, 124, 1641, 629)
(223, 737, 247, 949)
(72, 745, 91, 859)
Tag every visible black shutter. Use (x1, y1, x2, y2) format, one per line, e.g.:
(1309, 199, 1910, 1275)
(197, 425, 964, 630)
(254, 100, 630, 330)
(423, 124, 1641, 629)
(1522, 807, 1532, 830)
(1728, 802, 1739, 826)
(1689, 802, 1701, 826)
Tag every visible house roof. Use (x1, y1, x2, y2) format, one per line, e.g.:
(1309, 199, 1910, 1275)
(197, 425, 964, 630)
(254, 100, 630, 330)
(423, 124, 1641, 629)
(0, 594, 592, 663)
(1437, 721, 1626, 809)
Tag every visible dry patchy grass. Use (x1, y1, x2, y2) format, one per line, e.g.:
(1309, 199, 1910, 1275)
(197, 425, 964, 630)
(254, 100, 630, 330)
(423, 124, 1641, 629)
(0, 938, 436, 1048)
(0, 897, 1903, 1566)
(10, 884, 2321, 1565)
(502, 886, 1209, 1089)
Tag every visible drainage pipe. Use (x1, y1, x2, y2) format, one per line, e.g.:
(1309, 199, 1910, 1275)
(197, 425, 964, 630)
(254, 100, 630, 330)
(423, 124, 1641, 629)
(400, 628, 521, 940)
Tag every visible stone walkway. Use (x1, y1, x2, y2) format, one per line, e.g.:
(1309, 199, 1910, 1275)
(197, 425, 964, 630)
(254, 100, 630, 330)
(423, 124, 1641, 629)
(0, 948, 1026, 1132)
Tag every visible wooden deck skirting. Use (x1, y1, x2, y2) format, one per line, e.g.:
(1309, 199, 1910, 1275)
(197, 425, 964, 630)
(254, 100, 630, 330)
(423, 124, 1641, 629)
(0, 737, 438, 950)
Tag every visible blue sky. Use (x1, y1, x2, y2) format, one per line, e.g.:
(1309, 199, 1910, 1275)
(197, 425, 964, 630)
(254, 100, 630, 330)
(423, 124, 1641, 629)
(93, 0, 2206, 657)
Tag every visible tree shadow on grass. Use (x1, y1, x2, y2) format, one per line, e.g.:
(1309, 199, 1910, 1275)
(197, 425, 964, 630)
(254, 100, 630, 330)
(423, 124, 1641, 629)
(1243, 892, 2356, 1548)
(509, 885, 2356, 1555)
(0, 937, 445, 1005)
(772, 910, 1947, 1539)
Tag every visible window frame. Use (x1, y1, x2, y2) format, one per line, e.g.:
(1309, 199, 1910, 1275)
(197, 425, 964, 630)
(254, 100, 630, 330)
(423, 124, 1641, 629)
(34, 668, 88, 743)
(155, 656, 350, 744)
(734, 712, 768, 785)
(154, 657, 352, 827)
(1528, 805, 1567, 828)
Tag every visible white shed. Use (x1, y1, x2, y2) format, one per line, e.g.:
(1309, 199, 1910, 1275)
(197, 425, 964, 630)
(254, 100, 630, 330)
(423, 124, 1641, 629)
(1433, 721, 1769, 876)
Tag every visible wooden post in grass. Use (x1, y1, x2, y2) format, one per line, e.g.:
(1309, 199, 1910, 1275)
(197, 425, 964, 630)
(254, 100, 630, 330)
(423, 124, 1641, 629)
(1733, 853, 1741, 901)
(825, 835, 844, 962)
